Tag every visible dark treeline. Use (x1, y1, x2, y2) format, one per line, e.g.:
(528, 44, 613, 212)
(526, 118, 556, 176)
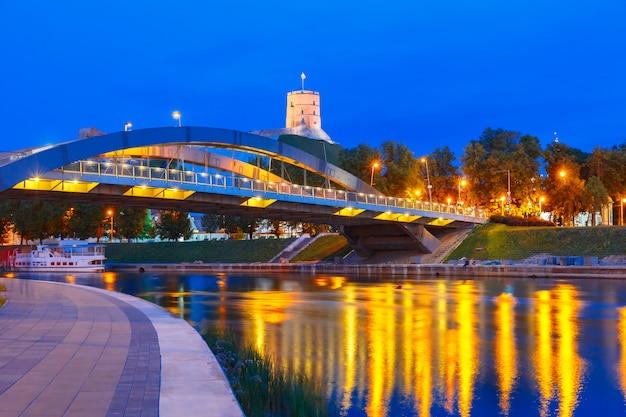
(337, 127, 626, 226)
(0, 201, 194, 244)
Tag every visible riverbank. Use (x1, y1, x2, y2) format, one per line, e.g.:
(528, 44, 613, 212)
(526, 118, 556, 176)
(108, 262, 626, 279)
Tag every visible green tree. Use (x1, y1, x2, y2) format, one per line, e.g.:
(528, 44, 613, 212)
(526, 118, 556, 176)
(581, 176, 609, 226)
(66, 204, 107, 240)
(223, 215, 260, 240)
(461, 128, 541, 214)
(585, 144, 626, 202)
(337, 144, 382, 186)
(377, 141, 420, 197)
(429, 146, 459, 204)
(157, 210, 193, 241)
(0, 200, 19, 244)
(117, 208, 150, 242)
(201, 214, 224, 232)
(12, 201, 67, 243)
(544, 141, 586, 224)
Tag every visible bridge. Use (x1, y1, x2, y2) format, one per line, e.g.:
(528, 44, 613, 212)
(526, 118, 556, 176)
(0, 126, 486, 263)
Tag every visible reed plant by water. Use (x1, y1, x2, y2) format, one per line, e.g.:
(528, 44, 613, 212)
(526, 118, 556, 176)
(204, 330, 331, 417)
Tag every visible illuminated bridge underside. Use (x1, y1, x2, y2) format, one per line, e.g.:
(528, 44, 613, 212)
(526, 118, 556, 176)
(101, 145, 287, 184)
(0, 127, 486, 264)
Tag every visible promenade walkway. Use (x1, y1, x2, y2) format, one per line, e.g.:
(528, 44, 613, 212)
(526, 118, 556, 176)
(0, 278, 244, 417)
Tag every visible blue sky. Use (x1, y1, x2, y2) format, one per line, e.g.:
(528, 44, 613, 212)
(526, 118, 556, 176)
(1, 1, 624, 159)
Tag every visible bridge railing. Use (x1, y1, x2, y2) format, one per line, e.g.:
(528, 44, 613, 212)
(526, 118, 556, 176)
(61, 161, 486, 219)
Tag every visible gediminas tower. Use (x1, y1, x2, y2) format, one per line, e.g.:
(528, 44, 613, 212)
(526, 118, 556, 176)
(285, 73, 322, 130)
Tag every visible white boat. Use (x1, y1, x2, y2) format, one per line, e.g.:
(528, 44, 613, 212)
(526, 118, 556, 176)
(11, 240, 106, 272)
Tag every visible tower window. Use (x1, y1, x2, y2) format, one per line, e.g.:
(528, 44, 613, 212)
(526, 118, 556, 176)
(313, 101, 316, 105)
(301, 110, 304, 115)
(313, 111, 316, 115)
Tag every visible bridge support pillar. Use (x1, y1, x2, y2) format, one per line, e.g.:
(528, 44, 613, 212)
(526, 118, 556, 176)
(339, 223, 441, 264)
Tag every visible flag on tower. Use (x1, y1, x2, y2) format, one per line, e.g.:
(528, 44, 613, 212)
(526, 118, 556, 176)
(301, 72, 306, 90)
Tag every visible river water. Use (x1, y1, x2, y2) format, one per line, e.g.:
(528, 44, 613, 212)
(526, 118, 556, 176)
(7, 271, 626, 417)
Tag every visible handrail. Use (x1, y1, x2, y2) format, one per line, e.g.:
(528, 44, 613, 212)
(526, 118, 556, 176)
(59, 160, 487, 219)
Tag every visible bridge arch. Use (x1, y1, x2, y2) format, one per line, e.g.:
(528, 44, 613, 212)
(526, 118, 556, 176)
(0, 127, 378, 195)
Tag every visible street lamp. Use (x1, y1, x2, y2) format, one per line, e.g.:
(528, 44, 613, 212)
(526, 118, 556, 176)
(500, 196, 506, 215)
(539, 196, 545, 216)
(124, 121, 132, 132)
(493, 170, 511, 204)
(621, 198, 626, 226)
(420, 158, 433, 207)
(458, 178, 466, 204)
(370, 162, 380, 186)
(107, 209, 114, 242)
(172, 111, 182, 127)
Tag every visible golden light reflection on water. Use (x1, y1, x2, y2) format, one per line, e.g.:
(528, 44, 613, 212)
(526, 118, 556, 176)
(533, 286, 584, 417)
(364, 285, 397, 417)
(554, 286, 584, 417)
(102, 272, 116, 291)
(495, 293, 517, 416)
(534, 290, 553, 417)
(455, 282, 478, 417)
(231, 278, 594, 417)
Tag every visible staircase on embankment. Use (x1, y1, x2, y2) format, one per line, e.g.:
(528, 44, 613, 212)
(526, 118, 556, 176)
(269, 233, 314, 263)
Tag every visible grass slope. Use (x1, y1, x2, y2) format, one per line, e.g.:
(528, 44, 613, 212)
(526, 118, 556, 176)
(448, 223, 626, 261)
(105, 238, 295, 263)
(290, 234, 349, 263)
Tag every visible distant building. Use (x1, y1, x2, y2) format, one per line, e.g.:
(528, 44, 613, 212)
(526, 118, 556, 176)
(252, 74, 334, 143)
(78, 127, 106, 139)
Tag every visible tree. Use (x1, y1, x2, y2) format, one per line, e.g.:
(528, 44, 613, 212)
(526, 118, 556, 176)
(223, 215, 260, 239)
(12, 201, 68, 243)
(201, 214, 224, 233)
(429, 146, 459, 204)
(377, 141, 421, 197)
(544, 141, 586, 225)
(337, 144, 381, 185)
(116, 208, 150, 242)
(581, 176, 609, 226)
(66, 204, 107, 240)
(157, 210, 193, 241)
(461, 128, 541, 214)
(0, 200, 19, 244)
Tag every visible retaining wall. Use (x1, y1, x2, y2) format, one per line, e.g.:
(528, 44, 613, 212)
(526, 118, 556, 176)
(108, 263, 626, 279)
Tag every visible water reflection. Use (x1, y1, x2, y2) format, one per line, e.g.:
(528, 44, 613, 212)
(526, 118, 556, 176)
(533, 286, 585, 417)
(495, 292, 516, 416)
(8, 271, 626, 416)
(619, 307, 626, 401)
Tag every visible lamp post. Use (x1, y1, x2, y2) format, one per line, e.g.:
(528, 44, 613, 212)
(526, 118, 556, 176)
(621, 198, 626, 226)
(107, 209, 114, 243)
(458, 178, 466, 204)
(172, 111, 182, 127)
(421, 158, 433, 207)
(500, 196, 506, 215)
(370, 162, 379, 186)
(539, 196, 545, 216)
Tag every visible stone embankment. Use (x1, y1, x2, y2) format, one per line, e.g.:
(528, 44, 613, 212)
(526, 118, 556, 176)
(108, 262, 626, 279)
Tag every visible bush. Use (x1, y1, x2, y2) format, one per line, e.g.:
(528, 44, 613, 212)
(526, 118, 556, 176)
(489, 215, 555, 227)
